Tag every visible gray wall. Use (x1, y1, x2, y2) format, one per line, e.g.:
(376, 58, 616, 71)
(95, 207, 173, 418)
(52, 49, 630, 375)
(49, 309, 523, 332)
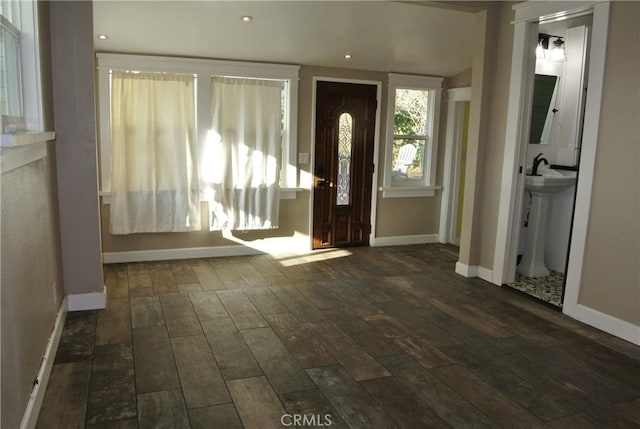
(50, 0, 103, 296)
(1, 157, 63, 429)
(0, 2, 64, 426)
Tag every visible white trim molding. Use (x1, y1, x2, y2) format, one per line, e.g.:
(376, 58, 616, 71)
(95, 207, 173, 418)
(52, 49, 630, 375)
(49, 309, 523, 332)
(0, 138, 54, 174)
(572, 305, 640, 346)
(100, 187, 304, 205)
(103, 245, 263, 264)
(512, 1, 600, 23)
(382, 73, 444, 194)
(372, 234, 439, 247)
(561, 1, 610, 321)
(476, 266, 494, 283)
(455, 261, 476, 277)
(455, 262, 494, 283)
(492, 18, 538, 287)
(0, 131, 55, 148)
(379, 185, 440, 198)
(67, 286, 106, 311)
(440, 86, 471, 244)
(20, 298, 67, 429)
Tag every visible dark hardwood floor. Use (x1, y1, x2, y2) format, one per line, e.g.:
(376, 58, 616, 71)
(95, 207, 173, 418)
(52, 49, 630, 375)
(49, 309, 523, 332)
(35, 244, 640, 428)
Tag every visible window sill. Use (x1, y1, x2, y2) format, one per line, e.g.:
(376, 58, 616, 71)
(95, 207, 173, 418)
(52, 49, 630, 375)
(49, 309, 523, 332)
(280, 187, 304, 200)
(100, 187, 305, 205)
(0, 132, 56, 174)
(379, 185, 441, 198)
(0, 131, 56, 148)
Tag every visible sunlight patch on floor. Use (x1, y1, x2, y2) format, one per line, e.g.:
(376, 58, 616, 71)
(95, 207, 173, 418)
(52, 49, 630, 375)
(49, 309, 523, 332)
(276, 249, 353, 267)
(221, 230, 310, 257)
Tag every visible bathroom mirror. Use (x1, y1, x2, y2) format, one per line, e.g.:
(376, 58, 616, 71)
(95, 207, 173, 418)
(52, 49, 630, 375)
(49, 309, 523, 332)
(529, 74, 559, 144)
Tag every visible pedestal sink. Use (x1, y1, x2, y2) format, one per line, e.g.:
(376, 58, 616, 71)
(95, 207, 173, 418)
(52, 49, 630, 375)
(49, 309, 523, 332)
(518, 169, 577, 278)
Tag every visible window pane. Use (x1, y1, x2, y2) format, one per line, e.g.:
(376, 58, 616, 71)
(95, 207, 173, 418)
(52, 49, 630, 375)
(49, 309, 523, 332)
(394, 88, 429, 136)
(1, 1, 21, 29)
(0, 22, 22, 117)
(392, 138, 426, 181)
(337, 112, 353, 206)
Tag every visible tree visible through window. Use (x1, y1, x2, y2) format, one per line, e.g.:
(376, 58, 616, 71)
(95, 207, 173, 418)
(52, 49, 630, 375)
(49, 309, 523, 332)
(392, 88, 430, 181)
(384, 73, 442, 197)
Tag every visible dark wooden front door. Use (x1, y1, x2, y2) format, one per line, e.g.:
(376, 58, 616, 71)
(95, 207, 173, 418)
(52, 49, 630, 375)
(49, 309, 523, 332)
(313, 81, 377, 249)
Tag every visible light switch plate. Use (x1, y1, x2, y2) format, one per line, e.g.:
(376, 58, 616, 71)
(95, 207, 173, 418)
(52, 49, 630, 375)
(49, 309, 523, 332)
(298, 152, 310, 164)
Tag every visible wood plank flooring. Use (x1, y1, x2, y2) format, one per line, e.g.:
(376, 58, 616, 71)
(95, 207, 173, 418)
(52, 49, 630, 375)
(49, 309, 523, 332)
(36, 244, 640, 428)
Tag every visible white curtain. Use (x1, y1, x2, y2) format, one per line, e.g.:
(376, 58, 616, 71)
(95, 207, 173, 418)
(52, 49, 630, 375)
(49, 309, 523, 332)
(204, 77, 282, 230)
(110, 71, 200, 234)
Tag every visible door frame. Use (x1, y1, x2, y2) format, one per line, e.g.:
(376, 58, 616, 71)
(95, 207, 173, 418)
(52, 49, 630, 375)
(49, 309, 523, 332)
(492, 2, 610, 322)
(309, 77, 382, 251)
(439, 87, 471, 245)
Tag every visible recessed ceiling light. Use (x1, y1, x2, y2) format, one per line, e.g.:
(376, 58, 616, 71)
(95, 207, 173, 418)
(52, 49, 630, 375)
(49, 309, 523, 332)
(241, 16, 253, 22)
(344, 54, 352, 59)
(97, 34, 108, 40)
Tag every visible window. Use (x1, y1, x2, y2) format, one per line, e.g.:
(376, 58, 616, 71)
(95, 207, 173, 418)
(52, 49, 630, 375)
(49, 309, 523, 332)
(207, 76, 283, 230)
(1, 13, 23, 119)
(109, 71, 200, 234)
(382, 73, 443, 198)
(0, 0, 47, 139)
(96, 54, 300, 232)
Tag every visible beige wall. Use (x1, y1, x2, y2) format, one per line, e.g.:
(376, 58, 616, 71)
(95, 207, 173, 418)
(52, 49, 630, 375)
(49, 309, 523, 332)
(449, 67, 473, 88)
(0, 3, 64, 427)
(102, 197, 309, 252)
(476, 2, 515, 269)
(50, 0, 103, 295)
(462, 1, 639, 327)
(458, 5, 503, 267)
(578, 2, 640, 325)
(1, 158, 63, 429)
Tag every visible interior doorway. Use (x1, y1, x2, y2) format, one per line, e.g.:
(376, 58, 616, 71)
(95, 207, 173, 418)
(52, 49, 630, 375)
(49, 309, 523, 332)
(505, 16, 592, 308)
(312, 81, 377, 249)
(492, 1, 610, 322)
(440, 87, 471, 246)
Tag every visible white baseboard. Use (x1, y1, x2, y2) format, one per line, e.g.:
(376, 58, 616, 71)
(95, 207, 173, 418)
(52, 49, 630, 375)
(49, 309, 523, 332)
(455, 261, 477, 277)
(477, 266, 494, 283)
(67, 286, 106, 311)
(455, 262, 495, 283)
(571, 304, 640, 346)
(20, 298, 68, 429)
(103, 245, 263, 264)
(371, 234, 439, 247)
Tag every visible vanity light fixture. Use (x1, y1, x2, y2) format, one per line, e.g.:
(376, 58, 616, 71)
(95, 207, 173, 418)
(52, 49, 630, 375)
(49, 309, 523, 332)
(537, 33, 565, 62)
(97, 34, 109, 40)
(549, 37, 566, 62)
(344, 54, 352, 59)
(241, 15, 253, 22)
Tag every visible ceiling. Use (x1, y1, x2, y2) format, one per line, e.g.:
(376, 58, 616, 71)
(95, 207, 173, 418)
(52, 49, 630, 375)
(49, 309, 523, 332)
(93, 1, 477, 77)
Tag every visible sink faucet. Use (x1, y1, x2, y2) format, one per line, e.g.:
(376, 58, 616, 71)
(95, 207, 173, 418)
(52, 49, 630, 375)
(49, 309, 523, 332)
(531, 153, 549, 176)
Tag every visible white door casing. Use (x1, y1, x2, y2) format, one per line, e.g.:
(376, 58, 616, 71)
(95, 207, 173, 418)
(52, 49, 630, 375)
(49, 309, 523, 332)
(492, 1, 610, 323)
